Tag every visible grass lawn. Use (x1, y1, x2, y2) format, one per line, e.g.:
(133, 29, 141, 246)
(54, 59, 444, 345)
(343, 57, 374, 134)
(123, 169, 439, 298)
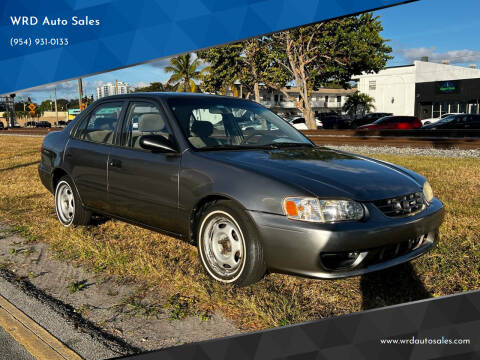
(0, 135, 479, 330)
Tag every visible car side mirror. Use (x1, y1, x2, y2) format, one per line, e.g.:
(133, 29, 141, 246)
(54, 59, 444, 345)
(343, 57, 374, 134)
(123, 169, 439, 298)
(139, 135, 177, 153)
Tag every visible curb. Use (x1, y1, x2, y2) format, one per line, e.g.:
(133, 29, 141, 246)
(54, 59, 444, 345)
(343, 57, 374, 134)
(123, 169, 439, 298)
(0, 294, 82, 359)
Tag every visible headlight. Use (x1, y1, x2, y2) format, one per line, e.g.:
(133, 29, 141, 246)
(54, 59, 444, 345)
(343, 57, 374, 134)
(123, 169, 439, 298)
(283, 197, 364, 223)
(423, 181, 434, 204)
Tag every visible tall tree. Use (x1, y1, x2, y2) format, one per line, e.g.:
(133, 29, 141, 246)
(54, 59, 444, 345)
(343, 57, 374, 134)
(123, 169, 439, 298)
(197, 44, 244, 96)
(198, 38, 265, 102)
(164, 53, 204, 92)
(263, 13, 392, 129)
(342, 91, 375, 118)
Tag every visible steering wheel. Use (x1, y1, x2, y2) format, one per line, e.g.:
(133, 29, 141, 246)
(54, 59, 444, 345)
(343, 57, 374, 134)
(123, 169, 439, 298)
(240, 131, 268, 145)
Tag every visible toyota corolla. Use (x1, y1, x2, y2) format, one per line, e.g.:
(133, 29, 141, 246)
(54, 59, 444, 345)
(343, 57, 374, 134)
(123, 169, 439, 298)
(38, 93, 444, 286)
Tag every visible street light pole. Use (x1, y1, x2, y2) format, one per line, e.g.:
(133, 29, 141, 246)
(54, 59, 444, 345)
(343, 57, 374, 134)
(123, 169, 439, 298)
(54, 87, 58, 125)
(78, 78, 83, 111)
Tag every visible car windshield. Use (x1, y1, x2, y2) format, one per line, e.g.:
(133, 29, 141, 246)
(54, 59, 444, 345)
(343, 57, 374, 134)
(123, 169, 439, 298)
(167, 96, 313, 150)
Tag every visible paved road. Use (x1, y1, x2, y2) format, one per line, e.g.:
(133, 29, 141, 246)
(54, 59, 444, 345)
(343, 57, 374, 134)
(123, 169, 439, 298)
(0, 326, 34, 360)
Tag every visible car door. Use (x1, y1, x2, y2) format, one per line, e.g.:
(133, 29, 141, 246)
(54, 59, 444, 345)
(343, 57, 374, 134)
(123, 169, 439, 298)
(444, 115, 464, 129)
(107, 100, 182, 234)
(470, 115, 480, 129)
(65, 101, 125, 211)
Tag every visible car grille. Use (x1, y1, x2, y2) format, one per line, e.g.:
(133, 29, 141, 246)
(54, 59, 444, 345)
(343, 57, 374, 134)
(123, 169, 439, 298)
(373, 235, 426, 263)
(319, 234, 429, 271)
(373, 191, 425, 217)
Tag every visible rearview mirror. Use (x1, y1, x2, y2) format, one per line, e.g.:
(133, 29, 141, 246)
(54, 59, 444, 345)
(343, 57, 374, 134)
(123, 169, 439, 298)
(139, 135, 176, 153)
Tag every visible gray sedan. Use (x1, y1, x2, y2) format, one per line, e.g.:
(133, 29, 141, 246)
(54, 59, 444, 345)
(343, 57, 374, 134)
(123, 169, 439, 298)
(39, 93, 444, 286)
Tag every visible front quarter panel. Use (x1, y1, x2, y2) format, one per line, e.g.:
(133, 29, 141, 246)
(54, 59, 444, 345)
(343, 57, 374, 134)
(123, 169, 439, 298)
(179, 150, 310, 216)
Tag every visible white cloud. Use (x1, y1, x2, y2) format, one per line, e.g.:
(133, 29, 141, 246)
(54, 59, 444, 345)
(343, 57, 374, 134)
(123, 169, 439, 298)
(397, 47, 480, 64)
(132, 81, 150, 88)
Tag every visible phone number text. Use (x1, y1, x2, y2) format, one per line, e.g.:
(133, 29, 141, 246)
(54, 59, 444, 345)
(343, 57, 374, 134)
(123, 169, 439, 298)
(10, 38, 69, 47)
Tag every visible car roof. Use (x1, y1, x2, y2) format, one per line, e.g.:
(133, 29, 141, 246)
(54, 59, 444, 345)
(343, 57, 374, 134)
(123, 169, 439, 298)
(98, 92, 239, 102)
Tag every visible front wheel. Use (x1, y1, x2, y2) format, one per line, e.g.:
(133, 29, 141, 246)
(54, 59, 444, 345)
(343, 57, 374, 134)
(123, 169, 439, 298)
(197, 200, 266, 286)
(55, 176, 92, 226)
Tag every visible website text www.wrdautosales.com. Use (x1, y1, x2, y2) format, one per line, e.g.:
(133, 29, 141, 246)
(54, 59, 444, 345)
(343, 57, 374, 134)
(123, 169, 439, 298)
(380, 336, 471, 345)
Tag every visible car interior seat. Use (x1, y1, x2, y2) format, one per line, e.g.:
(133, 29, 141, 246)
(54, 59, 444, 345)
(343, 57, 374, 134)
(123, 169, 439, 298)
(132, 113, 170, 149)
(85, 117, 117, 144)
(189, 121, 220, 148)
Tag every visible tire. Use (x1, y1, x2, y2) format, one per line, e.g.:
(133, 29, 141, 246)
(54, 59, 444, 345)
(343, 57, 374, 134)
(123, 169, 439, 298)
(197, 200, 266, 286)
(54, 176, 92, 226)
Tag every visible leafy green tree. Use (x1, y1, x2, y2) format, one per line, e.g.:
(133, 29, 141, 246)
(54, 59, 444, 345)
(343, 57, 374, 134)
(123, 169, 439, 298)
(56, 99, 69, 111)
(343, 91, 375, 118)
(263, 13, 392, 129)
(39, 100, 53, 112)
(134, 82, 176, 92)
(197, 44, 244, 97)
(198, 39, 265, 102)
(164, 54, 204, 92)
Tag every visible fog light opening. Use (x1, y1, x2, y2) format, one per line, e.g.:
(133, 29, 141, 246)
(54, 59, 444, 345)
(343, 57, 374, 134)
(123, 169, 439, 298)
(320, 251, 368, 271)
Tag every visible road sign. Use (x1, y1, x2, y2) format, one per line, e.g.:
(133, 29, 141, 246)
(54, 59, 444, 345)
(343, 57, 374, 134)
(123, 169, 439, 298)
(80, 103, 86, 111)
(28, 103, 36, 111)
(29, 110, 35, 116)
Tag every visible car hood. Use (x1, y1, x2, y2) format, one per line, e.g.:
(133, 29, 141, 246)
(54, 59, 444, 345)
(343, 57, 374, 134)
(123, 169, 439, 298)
(198, 147, 423, 201)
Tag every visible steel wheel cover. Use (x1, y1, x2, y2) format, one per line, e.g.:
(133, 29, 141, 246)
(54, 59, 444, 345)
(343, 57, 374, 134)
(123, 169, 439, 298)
(200, 211, 246, 281)
(55, 181, 75, 225)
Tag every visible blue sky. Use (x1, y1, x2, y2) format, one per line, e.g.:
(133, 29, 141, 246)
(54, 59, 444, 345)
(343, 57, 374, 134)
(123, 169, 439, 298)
(376, 0, 480, 67)
(16, 0, 480, 103)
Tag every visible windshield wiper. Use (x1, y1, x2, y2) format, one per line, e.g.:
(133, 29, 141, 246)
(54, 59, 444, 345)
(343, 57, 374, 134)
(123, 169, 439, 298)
(196, 142, 314, 151)
(197, 144, 262, 151)
(261, 142, 314, 149)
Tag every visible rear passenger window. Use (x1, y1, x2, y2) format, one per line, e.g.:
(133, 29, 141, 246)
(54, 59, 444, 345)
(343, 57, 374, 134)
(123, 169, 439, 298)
(80, 102, 123, 144)
(120, 102, 173, 149)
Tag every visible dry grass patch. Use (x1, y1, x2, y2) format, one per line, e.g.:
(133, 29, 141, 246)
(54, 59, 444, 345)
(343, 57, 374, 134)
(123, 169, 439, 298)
(0, 135, 479, 330)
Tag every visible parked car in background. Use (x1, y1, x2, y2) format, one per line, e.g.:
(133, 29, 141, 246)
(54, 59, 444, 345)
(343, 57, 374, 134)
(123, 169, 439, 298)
(320, 113, 352, 129)
(422, 114, 480, 130)
(54, 120, 68, 128)
(25, 121, 37, 127)
(352, 112, 393, 128)
(358, 116, 422, 130)
(421, 113, 465, 126)
(288, 117, 308, 130)
(287, 117, 322, 130)
(39, 93, 444, 286)
(36, 121, 52, 128)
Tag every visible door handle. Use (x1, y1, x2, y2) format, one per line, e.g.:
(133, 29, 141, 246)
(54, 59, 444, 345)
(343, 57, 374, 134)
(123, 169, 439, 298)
(109, 159, 122, 168)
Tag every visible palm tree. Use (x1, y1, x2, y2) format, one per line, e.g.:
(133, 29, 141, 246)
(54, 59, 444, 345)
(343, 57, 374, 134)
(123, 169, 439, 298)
(343, 91, 375, 118)
(164, 54, 204, 92)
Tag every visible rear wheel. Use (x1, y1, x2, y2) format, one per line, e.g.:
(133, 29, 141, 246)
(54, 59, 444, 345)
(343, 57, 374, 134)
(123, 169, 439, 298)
(54, 176, 91, 226)
(197, 200, 266, 286)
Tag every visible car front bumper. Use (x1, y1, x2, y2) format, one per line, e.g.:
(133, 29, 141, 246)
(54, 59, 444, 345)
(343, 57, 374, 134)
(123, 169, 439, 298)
(248, 198, 444, 279)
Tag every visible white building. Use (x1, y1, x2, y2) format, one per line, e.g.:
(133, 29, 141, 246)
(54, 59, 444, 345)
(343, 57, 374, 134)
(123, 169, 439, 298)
(96, 82, 130, 99)
(256, 87, 355, 117)
(353, 60, 480, 119)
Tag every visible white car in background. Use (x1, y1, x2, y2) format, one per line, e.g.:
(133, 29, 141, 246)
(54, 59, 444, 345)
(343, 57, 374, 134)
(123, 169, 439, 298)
(288, 117, 323, 130)
(421, 113, 464, 126)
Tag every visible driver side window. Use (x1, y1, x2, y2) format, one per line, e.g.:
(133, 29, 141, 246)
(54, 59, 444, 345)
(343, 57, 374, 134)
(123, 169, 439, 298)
(120, 102, 173, 150)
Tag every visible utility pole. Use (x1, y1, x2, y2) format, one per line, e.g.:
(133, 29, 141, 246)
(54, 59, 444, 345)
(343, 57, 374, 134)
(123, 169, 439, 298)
(54, 87, 58, 125)
(115, 79, 118, 95)
(78, 78, 83, 111)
